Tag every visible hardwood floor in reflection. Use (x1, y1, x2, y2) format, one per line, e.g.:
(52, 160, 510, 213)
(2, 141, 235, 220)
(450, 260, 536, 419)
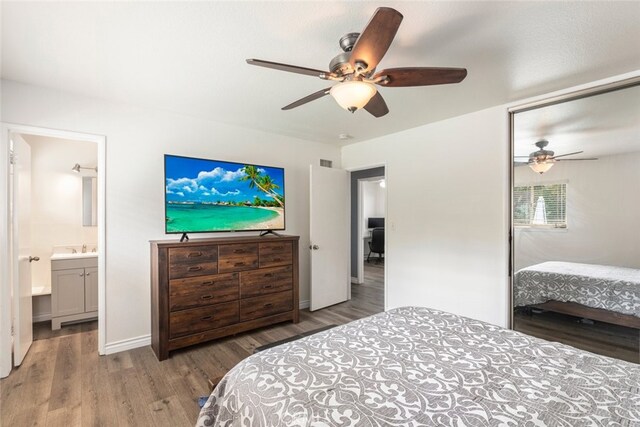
(514, 309, 640, 364)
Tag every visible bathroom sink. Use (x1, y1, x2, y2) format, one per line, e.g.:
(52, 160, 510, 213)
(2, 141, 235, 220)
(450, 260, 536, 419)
(50, 252, 98, 261)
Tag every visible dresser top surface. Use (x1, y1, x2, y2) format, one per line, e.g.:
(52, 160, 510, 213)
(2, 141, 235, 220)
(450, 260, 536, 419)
(150, 234, 299, 248)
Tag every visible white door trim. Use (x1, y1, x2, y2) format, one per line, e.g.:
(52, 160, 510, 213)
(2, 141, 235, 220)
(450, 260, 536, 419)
(0, 123, 107, 377)
(0, 127, 10, 377)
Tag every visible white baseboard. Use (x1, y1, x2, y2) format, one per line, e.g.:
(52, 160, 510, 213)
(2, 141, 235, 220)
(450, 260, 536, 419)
(104, 334, 151, 355)
(299, 300, 310, 309)
(33, 313, 51, 322)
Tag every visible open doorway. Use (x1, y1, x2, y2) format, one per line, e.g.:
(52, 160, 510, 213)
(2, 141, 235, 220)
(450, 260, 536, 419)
(0, 124, 106, 378)
(349, 167, 385, 313)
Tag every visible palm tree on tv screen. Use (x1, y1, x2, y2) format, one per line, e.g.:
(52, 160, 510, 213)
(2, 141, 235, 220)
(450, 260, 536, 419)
(239, 165, 284, 207)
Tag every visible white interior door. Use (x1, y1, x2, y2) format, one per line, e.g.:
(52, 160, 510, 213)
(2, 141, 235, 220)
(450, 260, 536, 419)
(310, 165, 349, 311)
(11, 135, 33, 366)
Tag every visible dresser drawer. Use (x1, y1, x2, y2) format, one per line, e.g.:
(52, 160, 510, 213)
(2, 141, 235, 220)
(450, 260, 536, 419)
(169, 301, 239, 339)
(259, 242, 292, 268)
(218, 244, 259, 273)
(240, 265, 293, 298)
(259, 252, 292, 268)
(169, 260, 218, 279)
(169, 246, 218, 264)
(219, 243, 258, 258)
(259, 241, 292, 256)
(240, 291, 293, 321)
(169, 273, 239, 311)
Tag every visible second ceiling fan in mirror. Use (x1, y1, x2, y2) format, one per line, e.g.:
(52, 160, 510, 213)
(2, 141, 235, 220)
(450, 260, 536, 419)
(246, 7, 467, 117)
(515, 140, 598, 174)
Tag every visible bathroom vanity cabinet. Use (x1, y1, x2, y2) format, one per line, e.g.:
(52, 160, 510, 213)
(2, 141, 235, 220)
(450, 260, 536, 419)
(51, 256, 98, 330)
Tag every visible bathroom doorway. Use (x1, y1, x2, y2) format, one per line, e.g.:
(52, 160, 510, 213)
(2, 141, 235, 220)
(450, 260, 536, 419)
(0, 124, 106, 377)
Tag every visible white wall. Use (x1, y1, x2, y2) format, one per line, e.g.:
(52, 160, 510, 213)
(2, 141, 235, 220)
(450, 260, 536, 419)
(24, 135, 98, 289)
(343, 106, 510, 327)
(362, 179, 385, 229)
(514, 151, 640, 271)
(1, 80, 341, 347)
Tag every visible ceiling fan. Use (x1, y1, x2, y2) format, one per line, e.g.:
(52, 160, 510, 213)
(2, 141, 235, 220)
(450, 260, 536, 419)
(515, 140, 598, 174)
(246, 7, 467, 117)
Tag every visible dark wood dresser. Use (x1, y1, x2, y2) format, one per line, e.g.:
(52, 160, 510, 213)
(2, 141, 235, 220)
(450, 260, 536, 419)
(150, 235, 299, 360)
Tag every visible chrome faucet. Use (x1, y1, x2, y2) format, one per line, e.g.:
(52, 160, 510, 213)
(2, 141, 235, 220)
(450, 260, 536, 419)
(66, 247, 78, 254)
(82, 244, 87, 253)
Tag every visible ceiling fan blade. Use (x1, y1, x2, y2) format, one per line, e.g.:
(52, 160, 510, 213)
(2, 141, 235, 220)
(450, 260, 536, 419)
(550, 151, 583, 159)
(349, 7, 403, 73)
(246, 59, 329, 78)
(282, 87, 331, 110)
(374, 67, 467, 87)
(555, 158, 598, 161)
(363, 91, 389, 117)
(514, 162, 529, 167)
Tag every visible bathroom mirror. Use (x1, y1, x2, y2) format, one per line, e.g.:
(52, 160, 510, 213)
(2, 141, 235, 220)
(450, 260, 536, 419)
(510, 79, 640, 363)
(82, 176, 97, 226)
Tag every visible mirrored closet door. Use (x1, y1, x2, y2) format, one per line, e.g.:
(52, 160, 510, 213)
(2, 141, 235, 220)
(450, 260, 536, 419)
(510, 79, 640, 363)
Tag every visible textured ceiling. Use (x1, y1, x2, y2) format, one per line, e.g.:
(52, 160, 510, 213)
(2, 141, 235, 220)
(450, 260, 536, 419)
(2, 1, 640, 146)
(514, 84, 640, 158)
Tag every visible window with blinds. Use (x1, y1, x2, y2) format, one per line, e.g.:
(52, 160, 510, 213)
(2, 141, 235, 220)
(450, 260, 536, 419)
(513, 183, 567, 228)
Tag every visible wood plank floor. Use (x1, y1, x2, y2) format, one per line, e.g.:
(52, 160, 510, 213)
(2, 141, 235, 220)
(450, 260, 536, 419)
(1, 268, 384, 427)
(514, 309, 640, 364)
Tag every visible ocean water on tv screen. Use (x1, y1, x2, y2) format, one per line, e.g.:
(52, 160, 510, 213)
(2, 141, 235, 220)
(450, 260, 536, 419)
(166, 203, 280, 232)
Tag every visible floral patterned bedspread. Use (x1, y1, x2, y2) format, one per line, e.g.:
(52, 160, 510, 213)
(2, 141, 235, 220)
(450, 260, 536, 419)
(514, 261, 640, 317)
(196, 306, 640, 426)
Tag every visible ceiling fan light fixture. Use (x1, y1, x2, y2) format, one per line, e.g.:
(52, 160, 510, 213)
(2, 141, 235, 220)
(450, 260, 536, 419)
(329, 81, 377, 112)
(529, 160, 555, 174)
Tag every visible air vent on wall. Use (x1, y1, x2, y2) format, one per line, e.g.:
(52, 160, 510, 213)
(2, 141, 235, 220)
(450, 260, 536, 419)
(320, 159, 333, 168)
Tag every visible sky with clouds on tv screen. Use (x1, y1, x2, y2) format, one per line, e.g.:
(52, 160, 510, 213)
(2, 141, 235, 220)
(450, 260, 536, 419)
(165, 156, 284, 203)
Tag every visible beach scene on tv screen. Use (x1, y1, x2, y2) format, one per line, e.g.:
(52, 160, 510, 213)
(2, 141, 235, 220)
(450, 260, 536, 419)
(165, 156, 285, 232)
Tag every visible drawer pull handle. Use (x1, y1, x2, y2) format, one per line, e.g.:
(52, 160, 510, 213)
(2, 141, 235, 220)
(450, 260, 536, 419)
(201, 295, 213, 300)
(234, 262, 245, 267)
(263, 285, 273, 289)
(233, 249, 245, 254)
(202, 280, 215, 286)
(264, 273, 273, 277)
(273, 258, 282, 262)
(201, 315, 213, 321)
(272, 246, 284, 250)
(188, 266, 203, 272)
(188, 252, 203, 258)
(263, 303, 273, 308)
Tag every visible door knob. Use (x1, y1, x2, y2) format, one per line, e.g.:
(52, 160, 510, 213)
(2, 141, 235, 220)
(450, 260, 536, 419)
(29, 256, 40, 262)
(310, 245, 319, 250)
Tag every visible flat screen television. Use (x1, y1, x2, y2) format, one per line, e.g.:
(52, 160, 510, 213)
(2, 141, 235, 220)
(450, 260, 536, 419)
(367, 217, 384, 229)
(164, 154, 285, 234)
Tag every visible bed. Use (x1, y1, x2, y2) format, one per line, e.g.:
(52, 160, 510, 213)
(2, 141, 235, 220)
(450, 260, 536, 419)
(196, 306, 640, 426)
(514, 261, 640, 328)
